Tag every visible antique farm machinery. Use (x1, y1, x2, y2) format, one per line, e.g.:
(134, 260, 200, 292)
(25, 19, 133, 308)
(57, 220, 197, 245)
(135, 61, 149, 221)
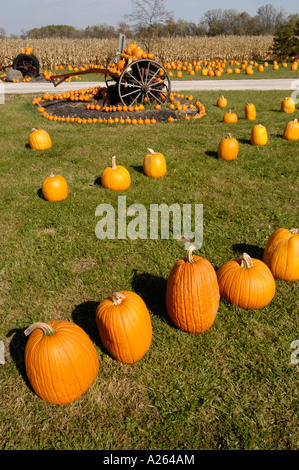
(0, 47, 40, 78)
(49, 34, 172, 106)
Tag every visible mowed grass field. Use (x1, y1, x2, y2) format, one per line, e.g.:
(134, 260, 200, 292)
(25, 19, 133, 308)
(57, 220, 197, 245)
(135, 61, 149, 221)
(0, 88, 298, 450)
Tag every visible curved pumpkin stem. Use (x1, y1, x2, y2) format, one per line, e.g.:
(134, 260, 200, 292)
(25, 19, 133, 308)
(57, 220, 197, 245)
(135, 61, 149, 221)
(30, 128, 37, 133)
(24, 322, 56, 337)
(240, 253, 253, 269)
(186, 245, 196, 263)
(147, 148, 156, 155)
(110, 291, 126, 305)
(226, 133, 232, 139)
(290, 228, 298, 235)
(111, 156, 117, 170)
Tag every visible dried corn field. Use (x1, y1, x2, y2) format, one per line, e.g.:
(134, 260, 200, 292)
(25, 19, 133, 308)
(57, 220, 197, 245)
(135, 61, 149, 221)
(0, 35, 274, 69)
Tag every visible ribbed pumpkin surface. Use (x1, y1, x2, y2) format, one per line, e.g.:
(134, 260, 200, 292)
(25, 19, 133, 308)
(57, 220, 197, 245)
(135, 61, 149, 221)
(96, 291, 152, 364)
(166, 254, 220, 334)
(263, 228, 299, 281)
(217, 254, 276, 309)
(25, 320, 99, 405)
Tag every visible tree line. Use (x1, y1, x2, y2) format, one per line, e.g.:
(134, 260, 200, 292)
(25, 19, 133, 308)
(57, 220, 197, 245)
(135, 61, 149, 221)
(1, 4, 298, 39)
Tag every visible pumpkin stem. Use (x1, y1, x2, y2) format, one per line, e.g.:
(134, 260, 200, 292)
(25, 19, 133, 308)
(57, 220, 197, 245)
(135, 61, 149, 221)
(226, 133, 232, 139)
(290, 228, 298, 234)
(147, 148, 156, 155)
(240, 253, 253, 269)
(24, 322, 56, 337)
(49, 172, 55, 178)
(110, 291, 126, 305)
(111, 156, 117, 169)
(31, 128, 37, 132)
(186, 245, 196, 263)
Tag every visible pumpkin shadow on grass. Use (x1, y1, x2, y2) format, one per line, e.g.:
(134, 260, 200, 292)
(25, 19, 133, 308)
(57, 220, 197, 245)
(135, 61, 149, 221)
(131, 165, 144, 174)
(94, 176, 102, 187)
(37, 188, 45, 199)
(7, 328, 34, 391)
(238, 138, 251, 145)
(232, 243, 264, 260)
(131, 270, 172, 326)
(205, 150, 218, 159)
(71, 301, 105, 350)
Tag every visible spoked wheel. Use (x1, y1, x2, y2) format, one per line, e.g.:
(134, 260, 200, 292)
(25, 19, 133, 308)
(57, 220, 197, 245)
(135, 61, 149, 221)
(118, 59, 171, 106)
(12, 53, 40, 78)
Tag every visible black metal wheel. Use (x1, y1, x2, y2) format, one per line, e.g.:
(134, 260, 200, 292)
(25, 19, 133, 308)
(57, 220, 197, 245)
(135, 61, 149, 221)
(117, 59, 171, 106)
(12, 53, 40, 78)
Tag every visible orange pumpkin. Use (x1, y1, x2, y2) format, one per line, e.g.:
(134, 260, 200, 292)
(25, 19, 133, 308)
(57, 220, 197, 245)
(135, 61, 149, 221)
(223, 109, 238, 123)
(217, 95, 227, 108)
(283, 118, 299, 140)
(143, 148, 167, 178)
(28, 128, 52, 151)
(95, 291, 152, 364)
(42, 173, 68, 202)
(24, 321, 99, 405)
(216, 253, 276, 309)
(217, 133, 239, 160)
(245, 103, 256, 120)
(251, 124, 268, 146)
(166, 246, 220, 334)
(263, 228, 299, 281)
(101, 156, 131, 191)
(281, 97, 295, 113)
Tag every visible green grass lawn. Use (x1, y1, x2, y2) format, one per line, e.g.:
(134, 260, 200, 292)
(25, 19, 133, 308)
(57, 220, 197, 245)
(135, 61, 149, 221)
(0, 88, 298, 450)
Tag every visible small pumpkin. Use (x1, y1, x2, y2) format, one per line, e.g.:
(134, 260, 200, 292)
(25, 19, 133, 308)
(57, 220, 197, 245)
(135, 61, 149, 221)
(24, 320, 99, 405)
(283, 118, 299, 141)
(166, 246, 220, 334)
(250, 124, 268, 146)
(217, 95, 227, 108)
(95, 291, 152, 364)
(281, 97, 295, 114)
(245, 103, 256, 121)
(101, 156, 131, 191)
(29, 128, 52, 151)
(42, 173, 68, 202)
(216, 252, 275, 309)
(217, 133, 239, 160)
(143, 148, 167, 178)
(263, 228, 299, 281)
(223, 109, 238, 123)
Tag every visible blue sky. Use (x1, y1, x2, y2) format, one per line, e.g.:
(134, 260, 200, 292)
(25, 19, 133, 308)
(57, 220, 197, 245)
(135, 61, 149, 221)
(1, 0, 298, 35)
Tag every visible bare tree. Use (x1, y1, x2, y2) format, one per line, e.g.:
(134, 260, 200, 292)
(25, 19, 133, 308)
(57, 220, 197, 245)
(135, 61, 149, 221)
(256, 4, 286, 34)
(123, 0, 173, 51)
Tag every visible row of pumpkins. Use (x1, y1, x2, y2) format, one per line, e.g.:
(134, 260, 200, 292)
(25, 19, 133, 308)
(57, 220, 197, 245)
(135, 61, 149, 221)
(24, 228, 299, 406)
(24, 96, 298, 406)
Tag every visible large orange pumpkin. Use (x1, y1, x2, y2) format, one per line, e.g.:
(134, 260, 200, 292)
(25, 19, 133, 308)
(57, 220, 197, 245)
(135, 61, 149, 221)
(101, 156, 131, 191)
(263, 228, 299, 281)
(95, 291, 152, 364)
(42, 173, 68, 202)
(24, 321, 99, 405)
(217, 133, 239, 160)
(216, 253, 276, 309)
(143, 148, 167, 178)
(245, 103, 256, 120)
(223, 109, 238, 123)
(251, 124, 268, 146)
(29, 128, 52, 150)
(281, 97, 295, 114)
(166, 246, 220, 334)
(283, 119, 299, 141)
